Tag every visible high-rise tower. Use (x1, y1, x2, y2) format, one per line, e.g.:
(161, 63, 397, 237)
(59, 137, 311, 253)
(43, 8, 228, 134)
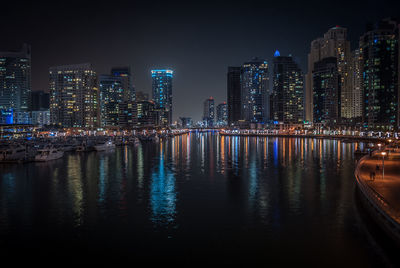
(151, 69, 173, 126)
(0, 44, 31, 112)
(241, 58, 269, 123)
(272, 52, 304, 124)
(49, 63, 99, 128)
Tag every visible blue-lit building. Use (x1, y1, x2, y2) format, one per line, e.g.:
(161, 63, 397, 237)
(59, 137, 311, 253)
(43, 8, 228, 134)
(216, 102, 228, 126)
(151, 69, 173, 126)
(241, 58, 269, 123)
(0, 44, 31, 112)
(360, 18, 399, 130)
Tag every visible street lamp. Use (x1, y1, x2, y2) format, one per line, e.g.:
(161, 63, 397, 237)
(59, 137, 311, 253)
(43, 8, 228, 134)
(381, 151, 387, 179)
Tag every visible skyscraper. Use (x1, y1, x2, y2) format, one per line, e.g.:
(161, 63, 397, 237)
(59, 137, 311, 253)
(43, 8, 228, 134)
(272, 52, 304, 124)
(241, 58, 269, 123)
(99, 74, 124, 127)
(49, 63, 99, 128)
(111, 67, 135, 102)
(360, 18, 399, 130)
(0, 44, 31, 112)
(151, 69, 173, 126)
(350, 49, 363, 119)
(227, 67, 241, 126)
(313, 57, 341, 126)
(216, 102, 228, 126)
(203, 97, 215, 127)
(306, 27, 351, 121)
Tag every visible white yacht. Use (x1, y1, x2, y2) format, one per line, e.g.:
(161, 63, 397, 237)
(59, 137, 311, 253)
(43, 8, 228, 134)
(0, 145, 27, 162)
(35, 147, 64, 162)
(94, 141, 115, 151)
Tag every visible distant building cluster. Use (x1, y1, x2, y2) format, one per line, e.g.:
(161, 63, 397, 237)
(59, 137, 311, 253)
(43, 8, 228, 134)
(0, 45, 174, 129)
(227, 18, 400, 131)
(1, 18, 399, 131)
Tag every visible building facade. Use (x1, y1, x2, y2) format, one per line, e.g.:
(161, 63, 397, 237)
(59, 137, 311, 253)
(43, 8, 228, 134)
(312, 57, 341, 126)
(136, 100, 156, 127)
(203, 97, 215, 127)
(306, 27, 351, 122)
(360, 18, 399, 130)
(350, 49, 363, 119)
(111, 67, 135, 102)
(31, 110, 50, 127)
(0, 44, 31, 112)
(272, 52, 304, 124)
(241, 58, 269, 123)
(31, 91, 50, 111)
(99, 74, 124, 127)
(216, 102, 228, 126)
(49, 63, 100, 128)
(151, 69, 173, 126)
(227, 67, 241, 126)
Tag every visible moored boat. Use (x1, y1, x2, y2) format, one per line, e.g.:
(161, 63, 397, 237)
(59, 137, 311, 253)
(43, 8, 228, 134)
(0, 145, 27, 162)
(34, 147, 64, 162)
(94, 141, 115, 151)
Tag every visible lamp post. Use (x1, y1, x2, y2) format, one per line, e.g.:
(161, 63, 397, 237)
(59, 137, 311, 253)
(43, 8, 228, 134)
(381, 151, 387, 179)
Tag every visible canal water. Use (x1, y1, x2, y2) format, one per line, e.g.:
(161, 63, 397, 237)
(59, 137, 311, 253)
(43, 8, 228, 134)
(0, 132, 396, 266)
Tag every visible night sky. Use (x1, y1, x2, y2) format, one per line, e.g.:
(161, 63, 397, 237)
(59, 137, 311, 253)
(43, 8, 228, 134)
(2, 0, 400, 122)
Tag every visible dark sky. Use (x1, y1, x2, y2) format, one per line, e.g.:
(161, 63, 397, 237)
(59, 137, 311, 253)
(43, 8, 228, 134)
(2, 0, 400, 122)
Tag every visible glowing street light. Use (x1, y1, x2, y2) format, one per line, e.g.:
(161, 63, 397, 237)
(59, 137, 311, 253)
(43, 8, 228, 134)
(381, 151, 387, 179)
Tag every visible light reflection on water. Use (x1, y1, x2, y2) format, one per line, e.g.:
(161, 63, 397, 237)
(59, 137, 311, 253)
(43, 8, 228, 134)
(0, 133, 392, 265)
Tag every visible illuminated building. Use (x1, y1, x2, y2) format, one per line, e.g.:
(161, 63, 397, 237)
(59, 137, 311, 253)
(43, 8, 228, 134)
(350, 49, 363, 119)
(151, 69, 173, 126)
(360, 18, 399, 130)
(118, 101, 135, 128)
(312, 57, 341, 125)
(111, 67, 135, 102)
(227, 67, 241, 125)
(272, 52, 304, 124)
(203, 97, 215, 127)
(99, 74, 124, 127)
(136, 100, 156, 126)
(216, 102, 228, 126)
(49, 63, 100, 128)
(31, 110, 50, 126)
(0, 44, 31, 112)
(241, 57, 269, 123)
(305, 27, 351, 121)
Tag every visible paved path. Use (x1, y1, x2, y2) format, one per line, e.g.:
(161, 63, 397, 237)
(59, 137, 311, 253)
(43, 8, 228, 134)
(358, 154, 400, 215)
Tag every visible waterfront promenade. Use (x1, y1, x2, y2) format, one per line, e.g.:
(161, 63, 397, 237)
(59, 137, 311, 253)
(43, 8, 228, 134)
(355, 148, 400, 242)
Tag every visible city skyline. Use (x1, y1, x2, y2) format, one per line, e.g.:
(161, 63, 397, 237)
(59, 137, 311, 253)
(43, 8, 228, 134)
(2, 0, 400, 122)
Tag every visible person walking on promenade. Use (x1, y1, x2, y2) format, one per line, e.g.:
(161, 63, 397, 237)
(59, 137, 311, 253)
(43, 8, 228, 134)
(376, 165, 380, 179)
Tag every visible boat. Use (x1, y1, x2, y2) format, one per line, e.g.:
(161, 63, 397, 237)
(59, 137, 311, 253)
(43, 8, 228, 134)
(34, 147, 64, 162)
(94, 141, 115, 151)
(0, 145, 27, 162)
(59, 144, 76, 152)
(76, 141, 93, 152)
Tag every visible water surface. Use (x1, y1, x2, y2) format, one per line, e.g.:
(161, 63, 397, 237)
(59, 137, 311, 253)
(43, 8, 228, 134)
(0, 132, 394, 266)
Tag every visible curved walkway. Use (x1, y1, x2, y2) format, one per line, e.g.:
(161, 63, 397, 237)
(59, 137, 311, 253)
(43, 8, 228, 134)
(355, 150, 400, 242)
